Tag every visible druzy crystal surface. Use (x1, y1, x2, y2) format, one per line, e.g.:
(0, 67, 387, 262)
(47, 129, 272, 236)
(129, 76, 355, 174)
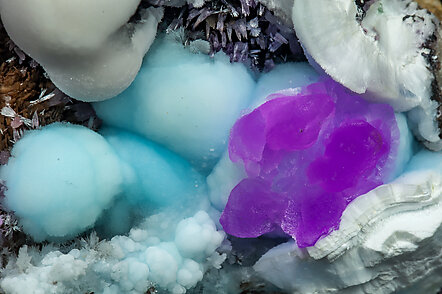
(220, 79, 400, 247)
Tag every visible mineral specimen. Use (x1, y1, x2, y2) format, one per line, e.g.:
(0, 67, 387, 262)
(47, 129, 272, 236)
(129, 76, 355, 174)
(101, 128, 207, 209)
(160, 0, 305, 72)
(0, 23, 101, 153)
(0, 211, 225, 294)
(0, 123, 124, 241)
(0, 123, 209, 242)
(0, 0, 441, 293)
(416, 0, 442, 20)
(207, 62, 320, 212)
(257, 0, 293, 25)
(94, 35, 255, 172)
(96, 128, 209, 237)
(254, 150, 442, 294)
(0, 0, 163, 101)
(252, 62, 319, 106)
(148, 0, 208, 8)
(220, 78, 403, 247)
(292, 0, 442, 150)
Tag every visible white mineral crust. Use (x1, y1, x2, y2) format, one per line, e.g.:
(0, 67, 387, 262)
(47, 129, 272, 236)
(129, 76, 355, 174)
(0, 0, 163, 101)
(291, 0, 442, 150)
(254, 168, 442, 293)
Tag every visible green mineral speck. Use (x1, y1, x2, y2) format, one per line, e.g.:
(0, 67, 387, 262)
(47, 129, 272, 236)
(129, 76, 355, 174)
(378, 3, 384, 13)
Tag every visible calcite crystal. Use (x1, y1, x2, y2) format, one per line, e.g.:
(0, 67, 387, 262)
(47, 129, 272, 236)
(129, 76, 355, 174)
(220, 79, 401, 247)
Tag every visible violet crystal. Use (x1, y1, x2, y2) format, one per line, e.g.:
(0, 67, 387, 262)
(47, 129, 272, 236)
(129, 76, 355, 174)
(220, 78, 400, 247)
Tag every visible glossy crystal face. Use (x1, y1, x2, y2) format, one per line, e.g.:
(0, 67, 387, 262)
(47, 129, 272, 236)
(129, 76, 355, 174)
(221, 78, 400, 247)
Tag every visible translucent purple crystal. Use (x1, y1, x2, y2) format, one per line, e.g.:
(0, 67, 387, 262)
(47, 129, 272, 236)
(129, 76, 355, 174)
(220, 79, 400, 247)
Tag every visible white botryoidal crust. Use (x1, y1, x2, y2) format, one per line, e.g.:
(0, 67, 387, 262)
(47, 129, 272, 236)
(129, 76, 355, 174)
(292, 0, 442, 150)
(0, 211, 226, 294)
(0, 0, 163, 102)
(253, 150, 442, 294)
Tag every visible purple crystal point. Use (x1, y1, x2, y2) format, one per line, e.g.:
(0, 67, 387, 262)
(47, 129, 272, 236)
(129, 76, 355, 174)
(260, 93, 335, 151)
(308, 120, 388, 193)
(220, 178, 288, 238)
(229, 92, 335, 176)
(220, 78, 400, 247)
(281, 190, 346, 247)
(229, 109, 267, 177)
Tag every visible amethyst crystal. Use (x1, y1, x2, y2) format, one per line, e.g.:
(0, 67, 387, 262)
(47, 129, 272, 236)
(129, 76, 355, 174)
(220, 79, 400, 247)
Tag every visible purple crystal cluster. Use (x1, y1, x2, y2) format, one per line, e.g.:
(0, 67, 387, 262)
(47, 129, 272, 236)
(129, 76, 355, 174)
(220, 79, 400, 247)
(154, 0, 305, 71)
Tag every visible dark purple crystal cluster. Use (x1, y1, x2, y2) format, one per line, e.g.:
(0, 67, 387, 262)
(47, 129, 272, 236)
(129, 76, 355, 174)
(220, 79, 400, 247)
(158, 0, 304, 71)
